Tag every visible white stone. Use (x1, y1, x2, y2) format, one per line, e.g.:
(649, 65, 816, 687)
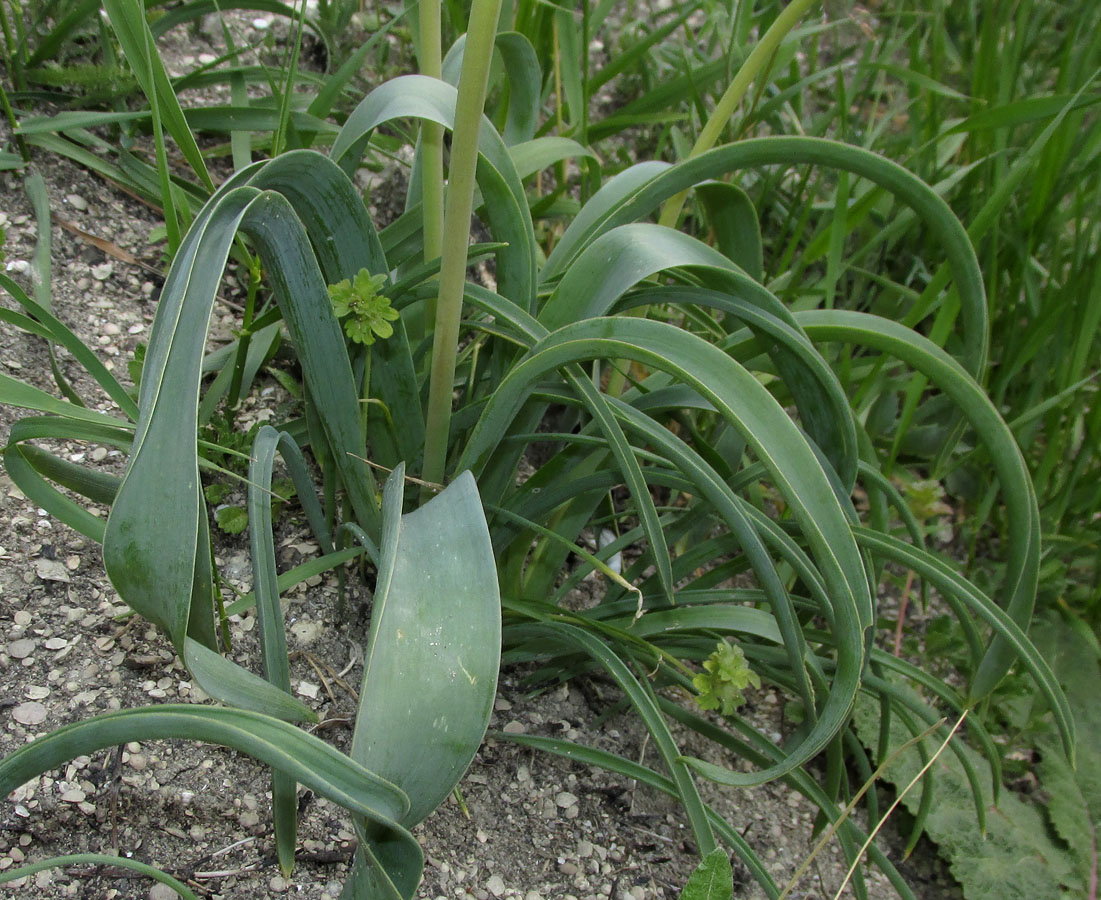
(555, 791, 578, 808)
(35, 558, 70, 583)
(11, 702, 46, 725)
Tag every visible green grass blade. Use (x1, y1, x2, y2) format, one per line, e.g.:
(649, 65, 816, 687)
(0, 272, 139, 420)
(101, 0, 214, 192)
(0, 854, 198, 899)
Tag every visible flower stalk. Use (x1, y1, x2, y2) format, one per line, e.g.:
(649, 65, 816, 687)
(422, 0, 503, 488)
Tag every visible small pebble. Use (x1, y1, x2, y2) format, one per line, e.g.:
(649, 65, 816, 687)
(8, 640, 36, 659)
(149, 884, 177, 900)
(35, 558, 70, 582)
(485, 874, 505, 897)
(91, 263, 113, 281)
(555, 791, 578, 808)
(65, 194, 88, 211)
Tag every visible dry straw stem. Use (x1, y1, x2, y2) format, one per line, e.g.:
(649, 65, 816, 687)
(777, 712, 967, 900)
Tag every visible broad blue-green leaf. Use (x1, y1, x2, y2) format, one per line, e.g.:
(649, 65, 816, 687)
(696, 181, 763, 282)
(352, 465, 501, 826)
(342, 466, 500, 897)
(443, 31, 542, 145)
(103, 154, 380, 708)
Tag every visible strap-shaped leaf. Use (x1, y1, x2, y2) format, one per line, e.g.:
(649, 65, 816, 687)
(696, 181, 763, 282)
(183, 640, 315, 723)
(0, 706, 408, 825)
(442, 31, 542, 146)
(795, 310, 1039, 702)
(247, 425, 335, 873)
(339, 466, 499, 897)
(352, 464, 501, 826)
(538, 225, 858, 489)
(458, 317, 870, 783)
(103, 159, 379, 708)
(546, 137, 988, 378)
(624, 280, 859, 490)
(331, 75, 536, 311)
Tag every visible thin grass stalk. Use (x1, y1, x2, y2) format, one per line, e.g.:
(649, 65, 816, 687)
(419, 0, 445, 278)
(422, 0, 503, 487)
(0, 79, 29, 162)
(0, 0, 26, 93)
(776, 715, 947, 900)
(658, 0, 819, 228)
(831, 711, 969, 900)
(416, 1, 445, 344)
(272, 0, 308, 157)
(142, 20, 181, 253)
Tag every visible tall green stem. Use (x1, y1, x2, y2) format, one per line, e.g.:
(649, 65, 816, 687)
(658, 0, 819, 228)
(422, 0, 503, 487)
